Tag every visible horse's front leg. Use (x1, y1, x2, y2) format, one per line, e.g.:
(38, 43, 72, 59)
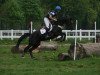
(21, 45, 31, 58)
(29, 50, 34, 59)
(29, 42, 40, 59)
(28, 47, 34, 59)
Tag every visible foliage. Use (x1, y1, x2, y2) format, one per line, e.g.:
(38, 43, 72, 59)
(60, 0, 100, 29)
(0, 0, 43, 29)
(20, 0, 44, 28)
(0, 0, 100, 29)
(20, 0, 43, 20)
(0, 0, 24, 29)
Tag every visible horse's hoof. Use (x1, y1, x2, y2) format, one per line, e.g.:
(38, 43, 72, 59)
(20, 53, 25, 58)
(31, 57, 37, 60)
(21, 54, 25, 58)
(31, 57, 34, 59)
(21, 56, 25, 58)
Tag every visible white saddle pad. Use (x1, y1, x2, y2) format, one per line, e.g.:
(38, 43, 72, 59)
(40, 28, 46, 34)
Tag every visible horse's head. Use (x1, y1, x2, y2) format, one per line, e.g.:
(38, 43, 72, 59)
(56, 14, 75, 30)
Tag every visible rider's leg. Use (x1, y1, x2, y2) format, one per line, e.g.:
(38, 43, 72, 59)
(16, 33, 30, 48)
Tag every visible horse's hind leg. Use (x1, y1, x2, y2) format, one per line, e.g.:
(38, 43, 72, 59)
(21, 45, 31, 58)
(16, 33, 30, 48)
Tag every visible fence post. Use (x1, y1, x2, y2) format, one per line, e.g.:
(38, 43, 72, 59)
(22, 30, 24, 35)
(95, 21, 96, 43)
(65, 30, 68, 40)
(11, 29, 13, 40)
(80, 29, 82, 41)
(0, 31, 3, 40)
(30, 21, 33, 34)
(74, 20, 78, 60)
(88, 30, 90, 40)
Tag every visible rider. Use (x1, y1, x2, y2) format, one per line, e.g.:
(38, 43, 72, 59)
(41, 6, 61, 35)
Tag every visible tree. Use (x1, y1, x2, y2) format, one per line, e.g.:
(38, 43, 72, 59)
(20, 0, 43, 28)
(0, 0, 24, 29)
(0, 0, 100, 29)
(60, 0, 100, 29)
(0, 0, 44, 29)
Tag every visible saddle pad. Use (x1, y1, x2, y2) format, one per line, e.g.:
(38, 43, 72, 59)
(40, 28, 46, 34)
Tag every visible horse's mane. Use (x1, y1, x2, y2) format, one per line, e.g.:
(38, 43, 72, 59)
(57, 15, 75, 30)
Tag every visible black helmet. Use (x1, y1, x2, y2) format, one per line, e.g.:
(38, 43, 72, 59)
(48, 11, 56, 17)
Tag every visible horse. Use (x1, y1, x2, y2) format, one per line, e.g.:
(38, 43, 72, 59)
(19, 15, 74, 59)
(15, 14, 74, 48)
(21, 20, 64, 58)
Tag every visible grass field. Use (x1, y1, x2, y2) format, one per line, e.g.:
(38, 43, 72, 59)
(0, 40, 100, 75)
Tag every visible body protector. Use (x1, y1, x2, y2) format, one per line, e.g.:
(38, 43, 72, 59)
(44, 17, 53, 32)
(44, 11, 57, 31)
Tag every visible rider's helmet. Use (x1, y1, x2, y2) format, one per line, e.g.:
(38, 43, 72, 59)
(48, 11, 57, 21)
(49, 11, 56, 16)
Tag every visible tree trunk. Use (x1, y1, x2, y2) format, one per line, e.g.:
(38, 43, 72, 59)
(68, 43, 100, 59)
(37, 41, 58, 51)
(11, 41, 58, 53)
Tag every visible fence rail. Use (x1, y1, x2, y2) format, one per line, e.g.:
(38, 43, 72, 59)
(0, 29, 100, 40)
(62, 29, 100, 41)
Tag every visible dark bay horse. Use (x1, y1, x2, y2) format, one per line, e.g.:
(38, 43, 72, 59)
(21, 21, 63, 58)
(15, 15, 74, 48)
(20, 15, 74, 59)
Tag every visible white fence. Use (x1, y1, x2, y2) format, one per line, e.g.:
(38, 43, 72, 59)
(0, 29, 100, 41)
(62, 29, 100, 41)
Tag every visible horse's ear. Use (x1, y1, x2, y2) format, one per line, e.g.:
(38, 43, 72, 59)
(68, 19, 75, 30)
(70, 24, 74, 30)
(63, 15, 75, 30)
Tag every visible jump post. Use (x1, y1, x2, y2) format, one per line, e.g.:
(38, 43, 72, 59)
(73, 20, 78, 60)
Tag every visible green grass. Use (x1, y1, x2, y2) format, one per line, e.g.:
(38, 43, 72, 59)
(0, 42, 100, 75)
(0, 38, 94, 45)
